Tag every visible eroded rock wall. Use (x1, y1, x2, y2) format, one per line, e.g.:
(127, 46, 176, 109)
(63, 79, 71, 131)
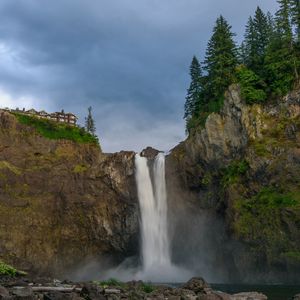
(0, 111, 139, 276)
(167, 85, 300, 283)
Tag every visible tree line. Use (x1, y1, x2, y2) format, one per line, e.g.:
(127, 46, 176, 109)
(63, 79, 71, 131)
(184, 0, 300, 133)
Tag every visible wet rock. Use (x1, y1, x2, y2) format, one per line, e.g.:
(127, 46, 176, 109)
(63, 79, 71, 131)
(80, 283, 104, 300)
(181, 277, 210, 294)
(11, 286, 33, 299)
(198, 291, 232, 300)
(231, 292, 267, 300)
(0, 111, 139, 276)
(43, 292, 84, 300)
(292, 294, 300, 300)
(0, 285, 11, 299)
(104, 288, 121, 294)
(140, 147, 161, 159)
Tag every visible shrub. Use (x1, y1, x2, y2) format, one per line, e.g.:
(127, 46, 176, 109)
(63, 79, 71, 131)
(221, 160, 249, 188)
(140, 283, 155, 293)
(0, 261, 26, 276)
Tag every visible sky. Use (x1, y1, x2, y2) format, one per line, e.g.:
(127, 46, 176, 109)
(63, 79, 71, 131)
(0, 0, 277, 153)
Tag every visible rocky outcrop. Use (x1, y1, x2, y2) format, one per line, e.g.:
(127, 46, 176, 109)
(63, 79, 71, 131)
(167, 85, 300, 283)
(0, 276, 269, 300)
(0, 111, 139, 276)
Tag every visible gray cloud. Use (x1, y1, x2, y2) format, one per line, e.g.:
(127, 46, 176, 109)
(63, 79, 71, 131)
(0, 0, 277, 152)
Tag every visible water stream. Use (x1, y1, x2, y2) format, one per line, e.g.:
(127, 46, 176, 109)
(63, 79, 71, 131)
(135, 153, 190, 281)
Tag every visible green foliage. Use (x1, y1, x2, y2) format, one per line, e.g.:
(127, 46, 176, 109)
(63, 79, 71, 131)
(85, 106, 96, 136)
(234, 186, 300, 264)
(281, 251, 300, 263)
(184, 1, 300, 134)
(73, 164, 88, 173)
(264, 37, 297, 96)
(140, 283, 155, 294)
(14, 113, 99, 145)
(96, 278, 125, 289)
(290, 0, 300, 41)
(236, 65, 267, 104)
(221, 160, 249, 187)
(203, 15, 238, 101)
(184, 56, 203, 123)
(0, 261, 26, 276)
(241, 7, 271, 76)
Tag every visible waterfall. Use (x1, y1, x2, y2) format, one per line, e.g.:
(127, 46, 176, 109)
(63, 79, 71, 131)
(135, 153, 171, 273)
(103, 152, 191, 282)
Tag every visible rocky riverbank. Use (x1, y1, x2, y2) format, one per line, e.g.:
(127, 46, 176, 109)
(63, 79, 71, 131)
(0, 276, 276, 300)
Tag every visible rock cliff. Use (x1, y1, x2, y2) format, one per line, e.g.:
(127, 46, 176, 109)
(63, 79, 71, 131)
(167, 84, 300, 283)
(0, 111, 139, 276)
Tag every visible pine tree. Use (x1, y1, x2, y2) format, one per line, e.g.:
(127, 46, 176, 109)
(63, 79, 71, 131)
(85, 106, 96, 136)
(242, 8, 271, 75)
(184, 56, 203, 120)
(254, 7, 270, 54)
(243, 17, 256, 68)
(264, 0, 298, 94)
(275, 0, 293, 41)
(203, 16, 238, 102)
(291, 0, 300, 41)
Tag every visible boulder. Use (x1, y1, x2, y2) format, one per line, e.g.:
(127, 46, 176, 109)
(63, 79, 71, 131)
(231, 292, 267, 300)
(292, 294, 300, 300)
(79, 283, 104, 300)
(140, 147, 161, 159)
(181, 277, 210, 294)
(0, 285, 11, 299)
(10, 286, 33, 299)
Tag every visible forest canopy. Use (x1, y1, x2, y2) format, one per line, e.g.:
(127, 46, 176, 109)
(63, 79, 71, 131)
(184, 0, 300, 134)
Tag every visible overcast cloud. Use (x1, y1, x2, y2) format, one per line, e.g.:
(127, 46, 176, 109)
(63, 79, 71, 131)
(0, 0, 277, 152)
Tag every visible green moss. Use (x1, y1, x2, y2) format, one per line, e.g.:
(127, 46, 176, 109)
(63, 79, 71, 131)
(281, 251, 300, 263)
(0, 161, 22, 175)
(234, 187, 300, 265)
(201, 173, 213, 186)
(13, 113, 99, 145)
(221, 160, 249, 188)
(0, 261, 26, 276)
(73, 164, 88, 173)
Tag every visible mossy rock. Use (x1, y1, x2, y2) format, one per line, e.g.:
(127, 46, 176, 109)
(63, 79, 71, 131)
(0, 261, 26, 276)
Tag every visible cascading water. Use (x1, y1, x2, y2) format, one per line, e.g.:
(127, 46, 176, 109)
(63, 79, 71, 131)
(135, 153, 191, 281)
(135, 153, 171, 270)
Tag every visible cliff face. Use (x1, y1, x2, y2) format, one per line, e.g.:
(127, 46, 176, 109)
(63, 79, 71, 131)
(0, 111, 139, 276)
(167, 85, 300, 283)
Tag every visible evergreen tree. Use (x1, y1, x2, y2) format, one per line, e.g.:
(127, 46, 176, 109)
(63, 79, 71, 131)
(203, 16, 238, 102)
(290, 0, 300, 41)
(85, 106, 96, 136)
(242, 8, 271, 75)
(243, 17, 256, 67)
(275, 0, 293, 41)
(264, 0, 299, 94)
(254, 7, 270, 54)
(184, 56, 203, 121)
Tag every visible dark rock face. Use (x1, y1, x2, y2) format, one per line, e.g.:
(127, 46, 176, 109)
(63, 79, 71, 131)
(0, 111, 139, 277)
(167, 85, 300, 283)
(140, 147, 161, 159)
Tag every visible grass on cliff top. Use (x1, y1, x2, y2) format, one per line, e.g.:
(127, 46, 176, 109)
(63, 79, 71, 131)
(13, 113, 99, 145)
(0, 261, 26, 276)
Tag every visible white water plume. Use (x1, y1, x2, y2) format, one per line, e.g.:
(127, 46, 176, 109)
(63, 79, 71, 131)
(134, 153, 191, 282)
